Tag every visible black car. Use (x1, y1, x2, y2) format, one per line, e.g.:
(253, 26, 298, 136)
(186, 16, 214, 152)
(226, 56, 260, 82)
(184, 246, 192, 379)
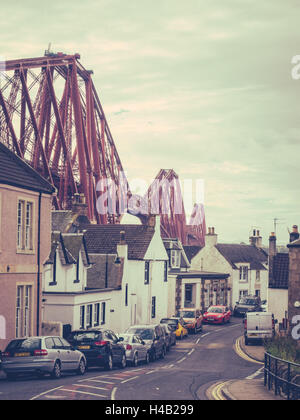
(233, 296, 262, 317)
(125, 324, 166, 361)
(68, 329, 126, 370)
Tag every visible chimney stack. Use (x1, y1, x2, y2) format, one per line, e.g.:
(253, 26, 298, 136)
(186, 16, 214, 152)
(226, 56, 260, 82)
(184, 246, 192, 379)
(290, 225, 299, 243)
(249, 229, 262, 248)
(72, 193, 88, 217)
(269, 232, 277, 257)
(205, 226, 217, 247)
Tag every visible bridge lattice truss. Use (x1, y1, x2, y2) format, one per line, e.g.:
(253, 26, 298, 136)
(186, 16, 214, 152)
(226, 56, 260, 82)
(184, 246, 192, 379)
(0, 53, 127, 224)
(0, 54, 206, 245)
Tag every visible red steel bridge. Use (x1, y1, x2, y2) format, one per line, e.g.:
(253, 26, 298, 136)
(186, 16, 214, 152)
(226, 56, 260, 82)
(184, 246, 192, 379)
(0, 53, 206, 245)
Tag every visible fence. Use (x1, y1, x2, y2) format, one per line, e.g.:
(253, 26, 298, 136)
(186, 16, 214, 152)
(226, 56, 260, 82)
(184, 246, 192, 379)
(264, 352, 300, 400)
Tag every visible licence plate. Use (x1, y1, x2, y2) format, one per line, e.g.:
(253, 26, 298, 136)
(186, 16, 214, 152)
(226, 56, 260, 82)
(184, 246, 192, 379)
(78, 345, 90, 350)
(208, 318, 214, 321)
(14, 352, 30, 357)
(249, 334, 258, 337)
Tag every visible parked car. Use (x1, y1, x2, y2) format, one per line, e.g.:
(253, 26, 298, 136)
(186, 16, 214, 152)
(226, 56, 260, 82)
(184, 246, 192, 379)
(160, 323, 176, 350)
(68, 329, 126, 371)
(233, 296, 262, 317)
(244, 312, 277, 345)
(176, 309, 203, 334)
(1, 336, 87, 380)
(118, 334, 151, 366)
(125, 324, 166, 361)
(160, 317, 188, 340)
(203, 306, 231, 324)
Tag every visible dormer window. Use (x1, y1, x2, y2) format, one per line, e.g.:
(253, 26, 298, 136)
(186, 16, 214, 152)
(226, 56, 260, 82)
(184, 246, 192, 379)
(239, 266, 248, 282)
(170, 250, 180, 269)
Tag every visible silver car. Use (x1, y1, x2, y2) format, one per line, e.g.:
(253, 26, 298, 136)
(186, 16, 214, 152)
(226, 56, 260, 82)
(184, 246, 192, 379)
(1, 336, 87, 380)
(118, 334, 151, 367)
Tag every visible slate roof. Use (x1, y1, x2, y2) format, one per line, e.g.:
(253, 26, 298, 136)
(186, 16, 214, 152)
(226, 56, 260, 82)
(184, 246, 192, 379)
(0, 142, 55, 194)
(269, 253, 289, 289)
(87, 254, 125, 290)
(215, 244, 268, 270)
(45, 232, 90, 266)
(183, 245, 202, 263)
(83, 224, 155, 260)
(52, 210, 90, 233)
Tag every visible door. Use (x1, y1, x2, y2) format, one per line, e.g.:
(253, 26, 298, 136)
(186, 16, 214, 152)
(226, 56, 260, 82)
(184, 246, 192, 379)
(134, 335, 147, 362)
(104, 330, 123, 362)
(60, 337, 79, 370)
(52, 337, 69, 371)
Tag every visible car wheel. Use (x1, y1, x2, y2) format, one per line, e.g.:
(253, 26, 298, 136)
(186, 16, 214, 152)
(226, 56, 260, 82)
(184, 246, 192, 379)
(77, 358, 86, 376)
(6, 373, 17, 381)
(51, 360, 62, 379)
(180, 332, 183, 340)
(105, 353, 113, 371)
(119, 353, 127, 369)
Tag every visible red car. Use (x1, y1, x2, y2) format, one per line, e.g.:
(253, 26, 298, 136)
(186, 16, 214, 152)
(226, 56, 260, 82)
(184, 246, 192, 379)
(203, 306, 231, 324)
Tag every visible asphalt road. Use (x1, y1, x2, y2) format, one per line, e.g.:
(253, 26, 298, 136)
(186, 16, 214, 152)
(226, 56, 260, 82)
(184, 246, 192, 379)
(0, 318, 262, 400)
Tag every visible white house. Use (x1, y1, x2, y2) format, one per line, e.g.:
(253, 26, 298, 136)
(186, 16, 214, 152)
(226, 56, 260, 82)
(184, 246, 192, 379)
(42, 232, 121, 336)
(189, 228, 269, 308)
(82, 216, 169, 333)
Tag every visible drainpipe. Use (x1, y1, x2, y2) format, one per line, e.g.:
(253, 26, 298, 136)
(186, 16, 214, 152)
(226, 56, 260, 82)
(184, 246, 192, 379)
(36, 193, 42, 336)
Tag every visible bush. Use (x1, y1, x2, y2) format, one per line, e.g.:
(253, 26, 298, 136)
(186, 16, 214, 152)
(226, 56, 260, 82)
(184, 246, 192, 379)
(264, 336, 300, 364)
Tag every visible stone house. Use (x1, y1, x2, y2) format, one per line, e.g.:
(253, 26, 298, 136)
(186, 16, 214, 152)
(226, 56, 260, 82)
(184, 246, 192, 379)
(0, 142, 54, 350)
(188, 227, 269, 309)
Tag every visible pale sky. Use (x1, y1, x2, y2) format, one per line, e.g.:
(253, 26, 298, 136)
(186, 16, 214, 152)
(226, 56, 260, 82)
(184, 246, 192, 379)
(1, 0, 300, 245)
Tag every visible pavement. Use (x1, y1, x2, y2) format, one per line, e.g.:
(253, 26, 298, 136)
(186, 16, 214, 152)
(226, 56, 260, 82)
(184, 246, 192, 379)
(206, 336, 285, 401)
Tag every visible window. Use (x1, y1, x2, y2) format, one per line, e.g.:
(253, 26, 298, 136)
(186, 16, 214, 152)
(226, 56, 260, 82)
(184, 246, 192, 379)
(256, 270, 260, 282)
(17, 200, 33, 251)
(164, 261, 168, 282)
(185, 284, 193, 306)
(170, 250, 180, 269)
(86, 304, 93, 328)
(16, 285, 32, 338)
(101, 302, 106, 325)
(49, 251, 57, 285)
(144, 261, 150, 284)
(94, 303, 100, 326)
(75, 257, 80, 283)
(125, 284, 128, 306)
(239, 266, 248, 282)
(80, 306, 85, 329)
(151, 297, 156, 319)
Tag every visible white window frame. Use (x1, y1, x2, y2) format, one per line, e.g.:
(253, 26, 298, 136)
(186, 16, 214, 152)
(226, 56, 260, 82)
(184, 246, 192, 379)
(171, 250, 180, 269)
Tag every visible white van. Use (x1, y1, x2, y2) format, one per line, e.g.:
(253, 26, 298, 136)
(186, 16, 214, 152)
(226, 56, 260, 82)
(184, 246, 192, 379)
(244, 312, 277, 345)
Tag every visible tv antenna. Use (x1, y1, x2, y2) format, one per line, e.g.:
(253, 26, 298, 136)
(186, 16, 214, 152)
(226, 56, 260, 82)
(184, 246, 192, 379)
(273, 218, 285, 235)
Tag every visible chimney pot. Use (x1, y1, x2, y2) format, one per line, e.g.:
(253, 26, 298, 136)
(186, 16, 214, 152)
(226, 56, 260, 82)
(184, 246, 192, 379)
(290, 225, 300, 243)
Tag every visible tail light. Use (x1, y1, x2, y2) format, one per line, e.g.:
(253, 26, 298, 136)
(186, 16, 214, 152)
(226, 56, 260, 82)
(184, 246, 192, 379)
(126, 344, 132, 350)
(244, 320, 247, 329)
(2, 352, 10, 357)
(34, 349, 48, 356)
(94, 341, 109, 347)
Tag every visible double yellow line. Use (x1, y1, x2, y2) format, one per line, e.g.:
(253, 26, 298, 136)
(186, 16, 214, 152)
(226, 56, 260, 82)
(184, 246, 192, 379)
(234, 337, 264, 365)
(210, 382, 228, 400)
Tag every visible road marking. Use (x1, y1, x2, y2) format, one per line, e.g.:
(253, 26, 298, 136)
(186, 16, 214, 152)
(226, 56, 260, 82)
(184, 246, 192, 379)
(145, 370, 155, 375)
(111, 387, 117, 400)
(30, 386, 64, 400)
(73, 384, 109, 391)
(234, 337, 263, 365)
(211, 382, 227, 400)
(121, 375, 139, 384)
(201, 333, 210, 338)
(196, 338, 201, 344)
(176, 357, 186, 364)
(187, 349, 195, 356)
(60, 388, 107, 398)
(78, 378, 115, 385)
(246, 367, 264, 380)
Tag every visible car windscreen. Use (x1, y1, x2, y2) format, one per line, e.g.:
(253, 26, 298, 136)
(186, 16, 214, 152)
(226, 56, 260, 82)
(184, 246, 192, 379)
(118, 335, 131, 343)
(177, 311, 195, 318)
(127, 328, 154, 340)
(240, 298, 257, 305)
(68, 332, 102, 342)
(5, 338, 41, 351)
(161, 319, 178, 325)
(207, 307, 223, 313)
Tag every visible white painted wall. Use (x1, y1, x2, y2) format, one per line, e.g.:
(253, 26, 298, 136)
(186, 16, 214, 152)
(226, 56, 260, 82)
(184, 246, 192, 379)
(267, 288, 288, 326)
